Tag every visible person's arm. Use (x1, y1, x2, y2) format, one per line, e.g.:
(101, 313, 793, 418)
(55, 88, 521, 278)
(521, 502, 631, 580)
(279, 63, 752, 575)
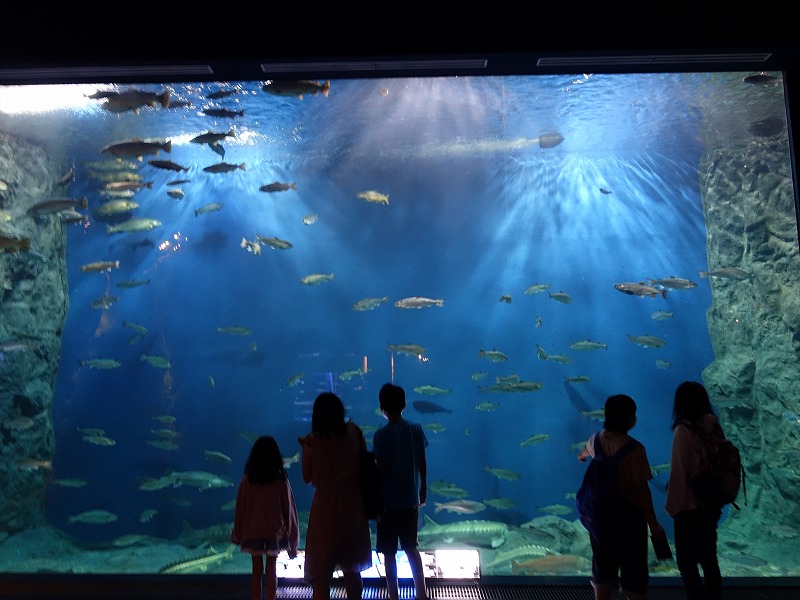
(418, 443, 427, 507)
(298, 434, 313, 484)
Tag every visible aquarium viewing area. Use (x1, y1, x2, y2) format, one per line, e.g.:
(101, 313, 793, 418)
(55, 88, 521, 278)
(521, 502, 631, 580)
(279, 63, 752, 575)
(1, 19, 800, 600)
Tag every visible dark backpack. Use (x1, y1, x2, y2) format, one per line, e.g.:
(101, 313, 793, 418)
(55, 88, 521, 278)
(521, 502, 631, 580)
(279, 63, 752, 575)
(686, 421, 746, 510)
(576, 432, 641, 541)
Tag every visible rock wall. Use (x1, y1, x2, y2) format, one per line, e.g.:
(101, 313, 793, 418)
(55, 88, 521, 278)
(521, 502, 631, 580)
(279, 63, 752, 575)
(0, 132, 68, 536)
(699, 134, 800, 544)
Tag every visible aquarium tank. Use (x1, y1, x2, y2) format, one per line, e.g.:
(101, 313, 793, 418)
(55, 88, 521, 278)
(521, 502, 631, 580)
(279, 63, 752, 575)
(0, 70, 798, 582)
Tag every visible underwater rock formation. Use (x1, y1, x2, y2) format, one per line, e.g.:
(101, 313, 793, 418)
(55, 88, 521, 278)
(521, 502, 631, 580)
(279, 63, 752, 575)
(699, 133, 800, 544)
(0, 132, 68, 534)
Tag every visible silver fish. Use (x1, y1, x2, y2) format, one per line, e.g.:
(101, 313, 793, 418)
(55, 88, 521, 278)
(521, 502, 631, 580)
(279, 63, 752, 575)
(394, 296, 444, 309)
(614, 281, 667, 299)
(107, 218, 161, 234)
(100, 139, 171, 159)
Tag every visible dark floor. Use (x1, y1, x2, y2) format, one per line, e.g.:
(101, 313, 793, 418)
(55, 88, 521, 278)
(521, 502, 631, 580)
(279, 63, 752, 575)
(4, 578, 800, 600)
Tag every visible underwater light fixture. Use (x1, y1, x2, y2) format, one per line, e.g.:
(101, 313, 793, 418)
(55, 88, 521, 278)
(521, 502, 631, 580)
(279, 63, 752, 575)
(261, 59, 489, 74)
(536, 53, 773, 67)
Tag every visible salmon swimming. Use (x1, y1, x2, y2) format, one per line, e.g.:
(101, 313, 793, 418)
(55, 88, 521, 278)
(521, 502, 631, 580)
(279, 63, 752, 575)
(80, 260, 120, 273)
(29, 196, 89, 215)
(259, 181, 297, 193)
(647, 276, 697, 289)
(201, 107, 243, 118)
(613, 281, 667, 299)
(262, 79, 331, 99)
(100, 138, 172, 160)
(147, 159, 188, 172)
(190, 129, 235, 145)
(393, 296, 443, 309)
(101, 89, 170, 113)
(203, 162, 245, 173)
(0, 234, 31, 252)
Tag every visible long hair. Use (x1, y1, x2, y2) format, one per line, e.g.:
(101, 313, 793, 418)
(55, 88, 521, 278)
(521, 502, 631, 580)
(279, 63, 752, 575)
(672, 380, 716, 430)
(311, 392, 348, 438)
(244, 435, 287, 485)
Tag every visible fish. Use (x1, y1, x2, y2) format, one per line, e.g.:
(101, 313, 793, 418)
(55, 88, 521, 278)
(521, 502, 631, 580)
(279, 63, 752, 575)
(195, 202, 224, 217)
(482, 543, 552, 569)
(116, 279, 150, 289)
(59, 209, 86, 223)
(151, 428, 179, 439)
(483, 497, 517, 511)
(82, 434, 116, 446)
(564, 375, 590, 383)
(647, 276, 698, 289)
(428, 480, 469, 498)
(101, 89, 170, 113)
(259, 181, 297, 193)
(124, 321, 148, 334)
(94, 199, 139, 216)
(478, 349, 508, 362)
(146, 440, 179, 451)
(483, 466, 521, 481)
(100, 138, 172, 160)
(89, 294, 118, 308)
(204, 450, 232, 465)
(104, 180, 153, 191)
(743, 73, 779, 85)
(520, 433, 551, 447)
(548, 291, 572, 304)
(580, 409, 606, 421)
(78, 358, 121, 370)
(5, 415, 34, 430)
(300, 273, 334, 285)
(29, 196, 89, 215)
(140, 354, 171, 368)
(190, 129, 236, 145)
(139, 509, 158, 523)
(166, 188, 184, 200)
(434, 500, 486, 515)
(394, 296, 444, 309)
(471, 371, 488, 381)
(511, 554, 590, 575)
(412, 400, 452, 414)
(0, 234, 30, 252)
(68, 509, 118, 524)
(107, 218, 162, 234)
(168, 470, 234, 490)
(423, 422, 446, 433)
(356, 190, 390, 205)
(202, 107, 243, 118)
(240, 237, 261, 255)
(538, 503, 573, 516)
(216, 326, 252, 335)
(99, 189, 135, 198)
(569, 339, 608, 351)
(387, 343, 426, 356)
(207, 89, 240, 100)
(203, 162, 245, 173)
(285, 372, 304, 388)
(414, 385, 452, 396)
(499, 294, 512, 303)
(418, 515, 508, 549)
(158, 544, 236, 574)
(16, 458, 53, 471)
(656, 359, 671, 369)
(262, 79, 331, 99)
(256, 235, 293, 250)
(475, 401, 500, 412)
(282, 451, 300, 468)
(537, 133, 564, 148)
(651, 310, 674, 321)
(524, 283, 550, 294)
(303, 213, 318, 225)
(84, 158, 139, 171)
(338, 368, 366, 381)
(112, 534, 162, 548)
(613, 281, 667, 299)
(53, 478, 87, 488)
(91, 170, 143, 183)
(80, 260, 120, 273)
(168, 179, 191, 186)
(152, 415, 176, 424)
(353, 296, 389, 311)
(478, 380, 543, 393)
(57, 165, 75, 185)
(599, 188, 612, 194)
(147, 159, 188, 172)
(699, 267, 750, 280)
(626, 334, 667, 348)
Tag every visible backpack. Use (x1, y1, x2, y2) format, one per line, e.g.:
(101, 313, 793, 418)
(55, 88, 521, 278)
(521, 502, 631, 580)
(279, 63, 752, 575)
(576, 432, 641, 541)
(686, 421, 746, 510)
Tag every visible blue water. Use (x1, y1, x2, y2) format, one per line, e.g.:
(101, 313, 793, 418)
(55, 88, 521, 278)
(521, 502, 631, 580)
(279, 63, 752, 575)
(2, 72, 776, 550)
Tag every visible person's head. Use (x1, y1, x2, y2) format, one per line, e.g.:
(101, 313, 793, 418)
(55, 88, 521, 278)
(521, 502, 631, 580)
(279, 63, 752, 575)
(312, 391, 348, 437)
(379, 382, 406, 417)
(672, 380, 714, 428)
(245, 435, 287, 484)
(603, 394, 637, 433)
